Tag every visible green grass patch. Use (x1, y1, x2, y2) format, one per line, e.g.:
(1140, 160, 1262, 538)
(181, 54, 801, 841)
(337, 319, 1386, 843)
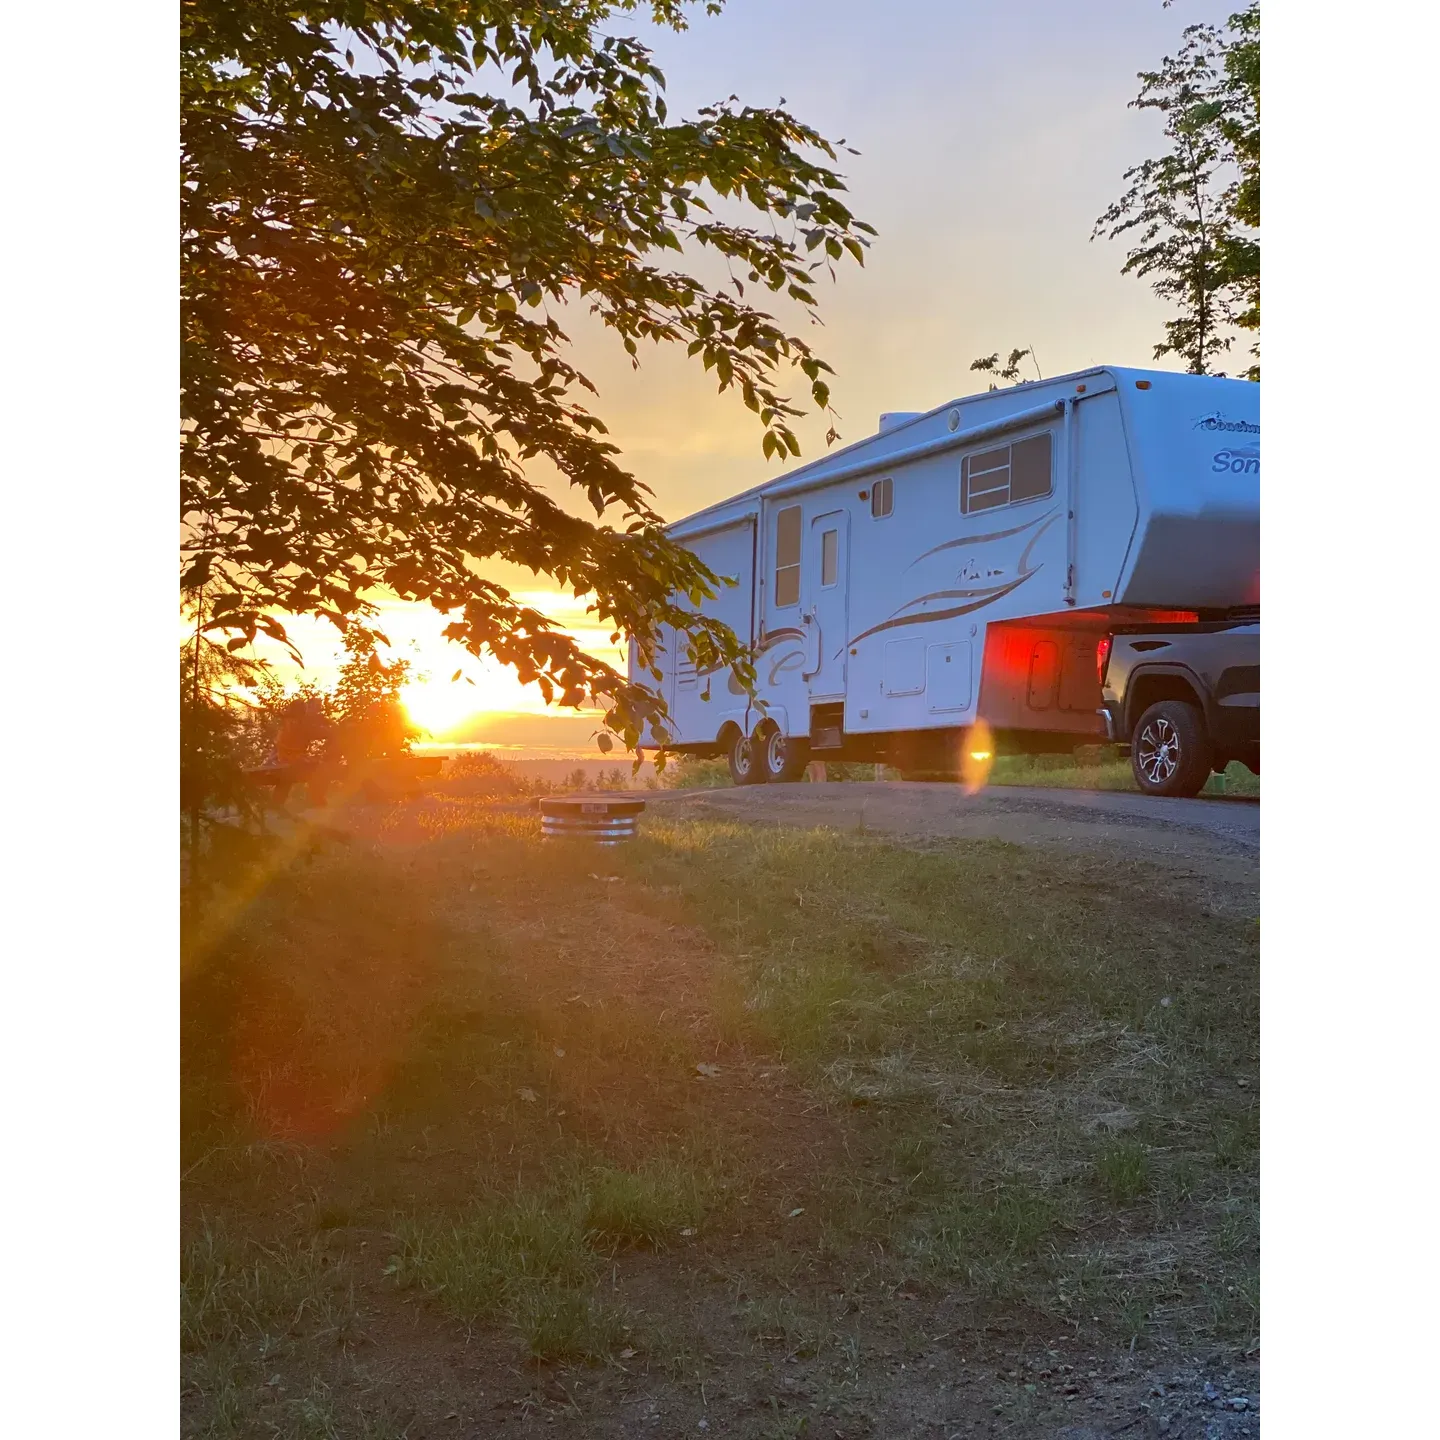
(1094, 1139, 1152, 1202)
(183, 801, 1257, 1433)
(384, 1156, 712, 1358)
(181, 1219, 358, 1356)
(582, 1157, 708, 1247)
(386, 1186, 612, 1359)
(989, 752, 1259, 797)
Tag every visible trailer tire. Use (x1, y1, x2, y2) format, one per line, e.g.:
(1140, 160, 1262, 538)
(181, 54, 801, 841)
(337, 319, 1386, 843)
(726, 727, 764, 786)
(758, 724, 809, 783)
(1131, 700, 1212, 798)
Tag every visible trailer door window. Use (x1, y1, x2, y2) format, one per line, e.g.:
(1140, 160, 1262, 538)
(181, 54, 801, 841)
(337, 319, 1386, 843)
(821, 527, 839, 587)
(774, 505, 802, 607)
(961, 432, 1053, 514)
(871, 476, 893, 518)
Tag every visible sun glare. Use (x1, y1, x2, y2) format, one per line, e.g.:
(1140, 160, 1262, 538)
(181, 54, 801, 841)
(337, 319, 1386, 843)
(401, 648, 605, 736)
(247, 588, 622, 738)
(961, 720, 996, 795)
(401, 677, 491, 738)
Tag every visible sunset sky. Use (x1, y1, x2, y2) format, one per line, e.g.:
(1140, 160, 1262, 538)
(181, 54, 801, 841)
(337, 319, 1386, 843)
(253, 0, 1241, 741)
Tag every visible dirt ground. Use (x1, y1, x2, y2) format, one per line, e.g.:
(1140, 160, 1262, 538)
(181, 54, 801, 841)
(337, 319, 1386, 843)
(183, 780, 1259, 1440)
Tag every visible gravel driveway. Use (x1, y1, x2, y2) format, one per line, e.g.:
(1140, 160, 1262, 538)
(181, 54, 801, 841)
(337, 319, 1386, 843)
(641, 780, 1258, 869)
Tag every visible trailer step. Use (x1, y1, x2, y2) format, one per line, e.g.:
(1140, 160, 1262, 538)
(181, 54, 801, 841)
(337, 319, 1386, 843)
(809, 703, 845, 752)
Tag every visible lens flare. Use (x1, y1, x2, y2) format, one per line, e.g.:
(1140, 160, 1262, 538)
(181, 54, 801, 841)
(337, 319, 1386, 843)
(962, 719, 996, 794)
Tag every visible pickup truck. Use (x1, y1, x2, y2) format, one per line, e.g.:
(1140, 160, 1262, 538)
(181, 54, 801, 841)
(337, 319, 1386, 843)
(1098, 619, 1259, 798)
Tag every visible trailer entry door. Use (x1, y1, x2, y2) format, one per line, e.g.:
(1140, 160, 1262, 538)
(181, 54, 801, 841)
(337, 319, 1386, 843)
(803, 510, 850, 700)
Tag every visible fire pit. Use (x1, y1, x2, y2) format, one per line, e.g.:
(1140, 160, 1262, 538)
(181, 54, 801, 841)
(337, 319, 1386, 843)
(537, 796, 646, 846)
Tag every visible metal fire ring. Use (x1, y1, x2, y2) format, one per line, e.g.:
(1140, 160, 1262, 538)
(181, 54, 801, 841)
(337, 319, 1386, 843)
(537, 796, 647, 846)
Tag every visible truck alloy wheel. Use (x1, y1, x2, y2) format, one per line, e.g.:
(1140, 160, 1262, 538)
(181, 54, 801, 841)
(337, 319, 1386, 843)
(1131, 700, 1212, 798)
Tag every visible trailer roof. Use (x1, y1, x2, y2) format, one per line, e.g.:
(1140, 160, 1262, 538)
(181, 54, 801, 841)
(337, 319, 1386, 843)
(666, 365, 1254, 538)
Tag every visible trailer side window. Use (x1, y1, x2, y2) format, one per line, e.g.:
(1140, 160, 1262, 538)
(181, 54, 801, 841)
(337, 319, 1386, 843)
(774, 505, 802, 607)
(871, 476, 893, 518)
(1010, 435, 1053, 504)
(960, 432, 1053, 514)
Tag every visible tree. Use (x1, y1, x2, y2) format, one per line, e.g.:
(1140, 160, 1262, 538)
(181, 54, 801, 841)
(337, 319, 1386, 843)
(1093, 3, 1259, 377)
(970, 347, 1041, 388)
(180, 585, 271, 900)
(1213, 3, 1259, 367)
(181, 0, 874, 752)
(325, 632, 418, 763)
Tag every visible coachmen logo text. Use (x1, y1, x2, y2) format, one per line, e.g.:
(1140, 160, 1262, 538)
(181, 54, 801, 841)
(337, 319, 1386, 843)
(1193, 411, 1259, 435)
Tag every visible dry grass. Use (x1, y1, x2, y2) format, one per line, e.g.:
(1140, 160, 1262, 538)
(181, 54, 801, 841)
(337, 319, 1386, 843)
(181, 776, 1258, 1436)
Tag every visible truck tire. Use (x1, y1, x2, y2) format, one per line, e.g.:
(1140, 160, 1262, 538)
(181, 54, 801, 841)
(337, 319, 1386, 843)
(759, 724, 809, 783)
(726, 728, 764, 786)
(1131, 700, 1212, 798)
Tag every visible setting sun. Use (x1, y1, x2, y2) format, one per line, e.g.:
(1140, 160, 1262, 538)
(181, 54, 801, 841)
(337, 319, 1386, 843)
(401, 675, 490, 738)
(400, 639, 612, 738)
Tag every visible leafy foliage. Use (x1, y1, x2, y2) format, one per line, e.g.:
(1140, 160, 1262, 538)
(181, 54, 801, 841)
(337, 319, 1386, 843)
(323, 632, 418, 763)
(181, 0, 874, 750)
(969, 347, 1041, 388)
(180, 625, 267, 824)
(1093, 3, 1259, 377)
(180, 586, 274, 899)
(180, 607, 415, 895)
(1214, 2, 1259, 355)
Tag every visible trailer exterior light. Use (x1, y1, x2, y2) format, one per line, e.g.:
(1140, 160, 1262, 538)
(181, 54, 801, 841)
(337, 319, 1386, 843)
(970, 749, 993, 762)
(1135, 379, 1151, 390)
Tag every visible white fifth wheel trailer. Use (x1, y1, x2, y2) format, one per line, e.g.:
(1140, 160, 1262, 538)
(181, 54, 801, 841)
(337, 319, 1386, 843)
(630, 365, 1259, 782)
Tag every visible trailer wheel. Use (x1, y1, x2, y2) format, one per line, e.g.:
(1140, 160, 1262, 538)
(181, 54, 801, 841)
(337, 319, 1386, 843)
(1131, 700, 1212, 798)
(726, 727, 764, 786)
(759, 724, 809, 783)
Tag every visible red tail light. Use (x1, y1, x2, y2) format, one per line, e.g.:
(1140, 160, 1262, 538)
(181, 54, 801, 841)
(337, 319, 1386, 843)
(1096, 635, 1112, 686)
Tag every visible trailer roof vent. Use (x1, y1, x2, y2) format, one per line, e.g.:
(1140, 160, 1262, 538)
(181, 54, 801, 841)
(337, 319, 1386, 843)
(878, 412, 922, 433)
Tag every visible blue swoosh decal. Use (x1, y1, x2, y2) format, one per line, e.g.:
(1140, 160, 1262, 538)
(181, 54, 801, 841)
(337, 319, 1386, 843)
(906, 506, 1060, 570)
